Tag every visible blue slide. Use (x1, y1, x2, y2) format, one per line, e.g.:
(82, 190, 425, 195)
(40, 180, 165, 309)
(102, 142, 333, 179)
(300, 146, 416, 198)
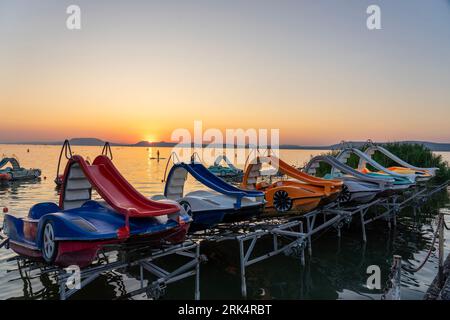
(187, 163, 264, 197)
(164, 162, 264, 209)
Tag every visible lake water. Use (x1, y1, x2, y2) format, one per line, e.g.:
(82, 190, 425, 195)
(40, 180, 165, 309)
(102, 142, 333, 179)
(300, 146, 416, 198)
(0, 144, 449, 300)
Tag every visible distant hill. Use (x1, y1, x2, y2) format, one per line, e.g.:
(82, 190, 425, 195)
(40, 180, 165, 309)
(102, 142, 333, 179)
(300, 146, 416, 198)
(69, 138, 107, 146)
(2, 138, 450, 151)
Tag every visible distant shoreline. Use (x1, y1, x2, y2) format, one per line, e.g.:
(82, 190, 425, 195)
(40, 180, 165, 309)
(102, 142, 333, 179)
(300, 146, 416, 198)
(1, 138, 450, 152)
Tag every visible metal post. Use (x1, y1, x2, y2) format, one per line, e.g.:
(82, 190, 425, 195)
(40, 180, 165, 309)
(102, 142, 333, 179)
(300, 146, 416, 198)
(360, 210, 367, 242)
(306, 217, 312, 255)
(140, 265, 144, 289)
(239, 239, 247, 298)
(300, 222, 305, 266)
(195, 244, 201, 300)
(59, 273, 66, 300)
(393, 209, 397, 227)
(392, 255, 402, 300)
(438, 212, 445, 286)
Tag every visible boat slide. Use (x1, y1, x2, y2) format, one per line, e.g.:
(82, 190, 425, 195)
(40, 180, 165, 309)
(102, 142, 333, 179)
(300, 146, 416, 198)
(0, 157, 41, 181)
(241, 155, 342, 213)
(304, 155, 395, 203)
(156, 159, 265, 230)
(213, 154, 241, 172)
(60, 155, 181, 218)
(336, 147, 417, 185)
(4, 154, 190, 267)
(363, 144, 437, 180)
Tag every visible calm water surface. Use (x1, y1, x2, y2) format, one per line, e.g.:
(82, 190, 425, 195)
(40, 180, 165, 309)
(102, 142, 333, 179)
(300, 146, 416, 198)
(0, 144, 449, 300)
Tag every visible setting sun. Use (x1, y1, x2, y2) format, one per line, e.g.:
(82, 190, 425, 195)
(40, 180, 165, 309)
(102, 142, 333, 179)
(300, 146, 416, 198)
(145, 134, 157, 143)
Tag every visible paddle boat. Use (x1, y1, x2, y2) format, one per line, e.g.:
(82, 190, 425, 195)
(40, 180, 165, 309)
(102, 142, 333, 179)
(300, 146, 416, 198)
(153, 154, 265, 231)
(335, 144, 415, 189)
(208, 154, 243, 178)
(362, 141, 437, 182)
(2, 154, 190, 267)
(304, 155, 396, 204)
(0, 157, 41, 183)
(241, 155, 343, 214)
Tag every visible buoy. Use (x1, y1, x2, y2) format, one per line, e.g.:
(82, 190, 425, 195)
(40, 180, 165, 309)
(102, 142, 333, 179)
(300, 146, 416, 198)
(3, 207, 8, 213)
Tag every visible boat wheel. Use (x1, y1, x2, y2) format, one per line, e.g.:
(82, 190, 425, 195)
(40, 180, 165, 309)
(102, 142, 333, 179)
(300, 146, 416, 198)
(338, 184, 352, 204)
(42, 221, 58, 263)
(179, 201, 193, 217)
(273, 190, 293, 212)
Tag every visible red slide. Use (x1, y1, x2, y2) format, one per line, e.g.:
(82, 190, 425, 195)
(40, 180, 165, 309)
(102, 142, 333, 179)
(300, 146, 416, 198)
(60, 155, 180, 218)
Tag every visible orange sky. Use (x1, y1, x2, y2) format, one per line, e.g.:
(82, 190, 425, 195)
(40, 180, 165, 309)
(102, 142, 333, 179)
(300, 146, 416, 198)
(1, 1, 450, 145)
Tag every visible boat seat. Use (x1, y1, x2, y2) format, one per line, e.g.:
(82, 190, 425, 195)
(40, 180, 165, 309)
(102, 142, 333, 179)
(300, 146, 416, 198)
(63, 162, 92, 210)
(165, 166, 187, 200)
(28, 202, 60, 220)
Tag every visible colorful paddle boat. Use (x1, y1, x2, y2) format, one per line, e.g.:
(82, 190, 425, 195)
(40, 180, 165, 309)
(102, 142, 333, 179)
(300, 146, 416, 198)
(208, 154, 243, 178)
(304, 155, 395, 204)
(241, 155, 342, 214)
(362, 142, 437, 182)
(0, 157, 41, 183)
(335, 145, 415, 189)
(2, 154, 190, 267)
(154, 154, 265, 231)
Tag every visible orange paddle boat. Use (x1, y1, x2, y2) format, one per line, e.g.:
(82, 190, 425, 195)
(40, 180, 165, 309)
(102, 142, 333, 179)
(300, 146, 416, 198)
(241, 155, 343, 214)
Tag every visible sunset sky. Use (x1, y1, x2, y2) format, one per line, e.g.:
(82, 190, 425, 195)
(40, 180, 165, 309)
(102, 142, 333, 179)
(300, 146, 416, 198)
(1, 0, 450, 145)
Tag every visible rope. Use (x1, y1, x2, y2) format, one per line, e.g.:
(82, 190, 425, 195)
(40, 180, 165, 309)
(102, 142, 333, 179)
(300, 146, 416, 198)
(401, 215, 443, 273)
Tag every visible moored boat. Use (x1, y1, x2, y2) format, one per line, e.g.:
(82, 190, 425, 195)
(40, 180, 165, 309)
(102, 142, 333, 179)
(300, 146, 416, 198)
(3, 153, 190, 267)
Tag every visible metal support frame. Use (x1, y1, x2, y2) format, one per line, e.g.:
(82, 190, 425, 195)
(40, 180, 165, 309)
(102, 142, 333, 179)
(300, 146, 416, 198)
(300, 181, 449, 253)
(7, 181, 449, 300)
(193, 219, 306, 298)
(17, 241, 202, 300)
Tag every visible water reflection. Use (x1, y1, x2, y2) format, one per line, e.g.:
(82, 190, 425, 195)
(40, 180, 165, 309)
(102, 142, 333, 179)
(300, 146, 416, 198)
(0, 144, 448, 299)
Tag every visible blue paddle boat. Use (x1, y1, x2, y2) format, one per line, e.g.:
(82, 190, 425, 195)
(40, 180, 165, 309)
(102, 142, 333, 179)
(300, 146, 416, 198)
(154, 154, 265, 231)
(2, 154, 191, 267)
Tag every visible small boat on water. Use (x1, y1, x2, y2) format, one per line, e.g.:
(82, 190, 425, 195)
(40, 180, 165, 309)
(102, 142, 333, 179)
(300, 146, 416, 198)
(154, 154, 265, 231)
(0, 157, 41, 183)
(304, 155, 395, 204)
(241, 155, 342, 214)
(208, 154, 243, 178)
(3, 153, 190, 267)
(362, 142, 437, 182)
